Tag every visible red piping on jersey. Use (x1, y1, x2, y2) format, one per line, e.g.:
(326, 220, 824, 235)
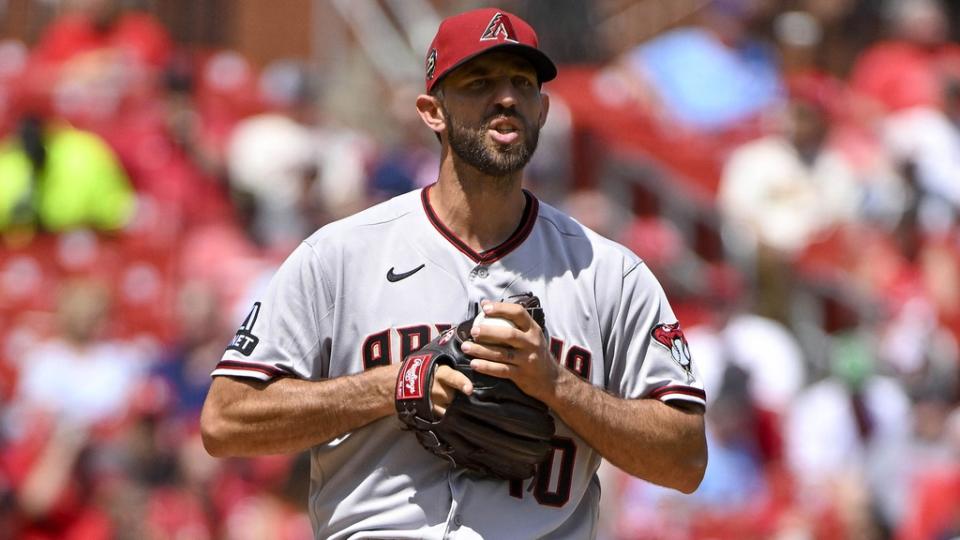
(421, 184, 539, 264)
(648, 385, 706, 401)
(214, 360, 292, 378)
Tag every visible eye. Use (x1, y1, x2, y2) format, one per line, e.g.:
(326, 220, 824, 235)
(513, 76, 534, 88)
(467, 78, 489, 90)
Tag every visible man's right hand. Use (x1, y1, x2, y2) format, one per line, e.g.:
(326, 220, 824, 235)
(430, 365, 473, 415)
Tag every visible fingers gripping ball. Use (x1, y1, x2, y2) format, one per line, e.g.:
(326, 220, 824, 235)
(394, 295, 555, 480)
(473, 310, 517, 330)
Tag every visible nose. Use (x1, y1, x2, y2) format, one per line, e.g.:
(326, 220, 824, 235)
(491, 77, 520, 109)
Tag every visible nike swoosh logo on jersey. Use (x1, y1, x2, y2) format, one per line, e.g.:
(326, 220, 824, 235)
(386, 264, 425, 282)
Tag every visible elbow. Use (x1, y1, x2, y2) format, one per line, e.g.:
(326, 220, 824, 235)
(200, 401, 234, 458)
(675, 433, 708, 494)
(674, 451, 707, 494)
(621, 434, 708, 494)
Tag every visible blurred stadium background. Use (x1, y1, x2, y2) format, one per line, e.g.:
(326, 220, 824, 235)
(1, 0, 960, 538)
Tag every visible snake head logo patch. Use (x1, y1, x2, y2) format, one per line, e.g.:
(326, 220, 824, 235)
(425, 48, 437, 80)
(651, 322, 693, 379)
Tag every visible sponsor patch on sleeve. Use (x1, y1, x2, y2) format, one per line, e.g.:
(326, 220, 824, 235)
(226, 302, 262, 356)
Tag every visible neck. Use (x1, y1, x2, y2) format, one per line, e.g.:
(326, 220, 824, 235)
(430, 151, 527, 252)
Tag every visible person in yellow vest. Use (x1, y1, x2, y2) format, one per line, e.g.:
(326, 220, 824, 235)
(0, 115, 135, 234)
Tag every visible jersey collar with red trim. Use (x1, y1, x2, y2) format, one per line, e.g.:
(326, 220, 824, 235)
(421, 184, 539, 265)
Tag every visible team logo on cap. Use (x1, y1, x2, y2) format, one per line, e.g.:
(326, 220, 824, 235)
(651, 322, 694, 381)
(480, 12, 518, 43)
(426, 48, 437, 80)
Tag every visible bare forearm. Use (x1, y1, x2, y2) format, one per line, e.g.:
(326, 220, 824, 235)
(20, 426, 87, 517)
(201, 365, 400, 457)
(545, 369, 707, 493)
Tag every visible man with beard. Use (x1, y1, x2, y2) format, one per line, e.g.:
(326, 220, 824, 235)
(201, 8, 707, 539)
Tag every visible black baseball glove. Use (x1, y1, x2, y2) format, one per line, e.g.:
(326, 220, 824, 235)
(395, 294, 555, 480)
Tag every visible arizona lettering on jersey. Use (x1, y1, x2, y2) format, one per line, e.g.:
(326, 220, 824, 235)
(212, 186, 705, 539)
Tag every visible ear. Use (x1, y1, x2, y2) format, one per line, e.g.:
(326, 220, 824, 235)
(416, 94, 446, 136)
(538, 92, 551, 129)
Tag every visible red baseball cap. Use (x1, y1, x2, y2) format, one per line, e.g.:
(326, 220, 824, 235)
(425, 8, 557, 93)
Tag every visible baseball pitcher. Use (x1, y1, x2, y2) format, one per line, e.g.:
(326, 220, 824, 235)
(201, 7, 707, 539)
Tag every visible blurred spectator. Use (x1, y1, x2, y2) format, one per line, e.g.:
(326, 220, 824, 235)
(115, 414, 216, 539)
(606, 364, 781, 540)
(690, 365, 769, 511)
(0, 115, 135, 238)
(882, 107, 960, 224)
(149, 281, 228, 421)
(226, 106, 315, 249)
(93, 50, 236, 237)
(9, 278, 149, 430)
(10, 421, 112, 539)
(849, 0, 960, 220)
(3, 278, 151, 538)
(618, 0, 783, 131)
(31, 0, 172, 69)
(850, 0, 960, 113)
(368, 83, 440, 202)
(784, 330, 913, 535)
(717, 314, 807, 419)
(192, 50, 262, 170)
(19, 0, 173, 130)
(684, 288, 806, 467)
(718, 78, 865, 320)
(227, 59, 371, 249)
(718, 82, 859, 257)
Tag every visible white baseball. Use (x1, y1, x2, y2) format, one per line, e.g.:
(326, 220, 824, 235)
(474, 311, 517, 330)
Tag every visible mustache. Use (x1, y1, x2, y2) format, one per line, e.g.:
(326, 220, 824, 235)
(483, 108, 527, 127)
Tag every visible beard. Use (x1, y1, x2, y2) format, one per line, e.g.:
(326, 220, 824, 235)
(445, 108, 540, 177)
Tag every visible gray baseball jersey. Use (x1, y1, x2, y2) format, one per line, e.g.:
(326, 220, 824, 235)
(212, 186, 705, 539)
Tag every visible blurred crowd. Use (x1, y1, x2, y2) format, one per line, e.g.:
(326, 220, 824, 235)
(1, 0, 959, 538)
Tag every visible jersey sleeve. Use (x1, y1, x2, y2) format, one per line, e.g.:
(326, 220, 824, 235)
(211, 241, 332, 381)
(603, 260, 706, 410)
